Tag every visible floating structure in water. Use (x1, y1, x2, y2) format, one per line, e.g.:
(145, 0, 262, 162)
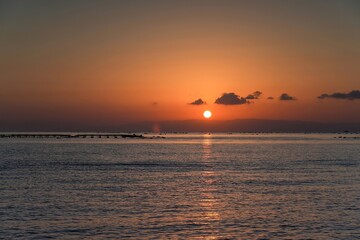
(0, 133, 165, 139)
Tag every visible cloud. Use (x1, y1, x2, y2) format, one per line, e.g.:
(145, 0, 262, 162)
(246, 91, 262, 99)
(279, 93, 296, 101)
(152, 102, 158, 106)
(215, 92, 249, 105)
(189, 98, 206, 105)
(318, 90, 360, 100)
(267, 96, 274, 100)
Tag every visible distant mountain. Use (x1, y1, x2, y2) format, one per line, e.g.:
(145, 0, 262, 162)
(118, 119, 360, 133)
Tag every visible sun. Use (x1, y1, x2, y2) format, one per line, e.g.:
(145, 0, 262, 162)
(203, 110, 212, 119)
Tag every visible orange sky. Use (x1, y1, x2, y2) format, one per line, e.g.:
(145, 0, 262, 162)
(0, 1, 359, 130)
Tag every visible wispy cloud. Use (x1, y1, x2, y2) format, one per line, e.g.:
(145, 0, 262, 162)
(318, 90, 360, 100)
(189, 98, 206, 105)
(245, 91, 262, 100)
(279, 93, 296, 101)
(215, 93, 249, 105)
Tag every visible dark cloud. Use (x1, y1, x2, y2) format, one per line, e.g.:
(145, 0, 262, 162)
(246, 91, 262, 99)
(279, 93, 296, 101)
(318, 90, 360, 100)
(215, 93, 249, 105)
(189, 98, 206, 105)
(267, 96, 274, 100)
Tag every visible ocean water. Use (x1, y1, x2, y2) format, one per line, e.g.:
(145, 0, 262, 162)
(0, 133, 359, 239)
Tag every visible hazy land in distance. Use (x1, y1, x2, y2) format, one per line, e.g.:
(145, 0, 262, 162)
(2, 119, 359, 133)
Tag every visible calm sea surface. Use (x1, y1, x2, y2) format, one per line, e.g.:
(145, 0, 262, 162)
(0, 133, 359, 239)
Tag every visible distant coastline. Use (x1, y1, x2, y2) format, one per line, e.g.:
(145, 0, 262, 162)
(118, 119, 360, 133)
(1, 119, 359, 133)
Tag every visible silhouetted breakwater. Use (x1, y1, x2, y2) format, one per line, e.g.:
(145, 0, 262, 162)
(0, 133, 165, 139)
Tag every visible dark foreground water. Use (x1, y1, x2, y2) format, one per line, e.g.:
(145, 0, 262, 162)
(0, 133, 359, 239)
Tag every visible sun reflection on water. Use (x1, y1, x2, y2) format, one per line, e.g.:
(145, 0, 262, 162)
(199, 135, 222, 229)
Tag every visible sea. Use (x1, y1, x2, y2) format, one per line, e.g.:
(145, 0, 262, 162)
(0, 133, 359, 239)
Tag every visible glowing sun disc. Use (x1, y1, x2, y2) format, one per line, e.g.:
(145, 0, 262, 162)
(203, 110, 212, 119)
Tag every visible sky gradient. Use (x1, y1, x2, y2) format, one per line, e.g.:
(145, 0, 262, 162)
(1, 0, 359, 130)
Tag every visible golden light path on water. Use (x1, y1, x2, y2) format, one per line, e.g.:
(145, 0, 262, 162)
(199, 135, 222, 238)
